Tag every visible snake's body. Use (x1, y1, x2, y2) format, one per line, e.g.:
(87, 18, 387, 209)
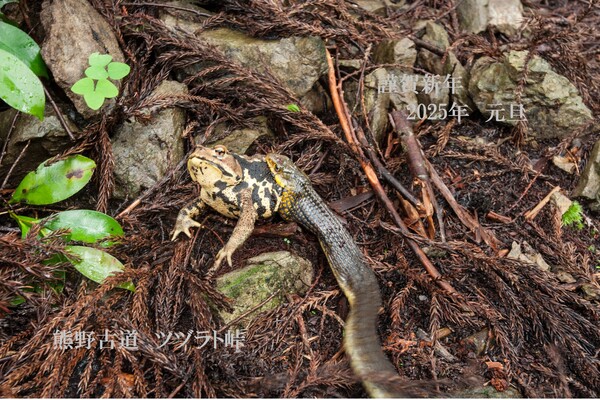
(266, 154, 401, 397)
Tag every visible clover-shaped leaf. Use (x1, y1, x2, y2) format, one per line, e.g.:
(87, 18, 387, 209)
(83, 91, 105, 110)
(88, 52, 112, 67)
(85, 65, 108, 80)
(107, 62, 130, 80)
(96, 79, 118, 98)
(71, 77, 94, 95)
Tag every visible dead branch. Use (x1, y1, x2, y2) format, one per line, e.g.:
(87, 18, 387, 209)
(326, 49, 457, 295)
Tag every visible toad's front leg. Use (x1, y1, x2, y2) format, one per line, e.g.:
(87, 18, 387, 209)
(210, 188, 257, 273)
(171, 198, 206, 240)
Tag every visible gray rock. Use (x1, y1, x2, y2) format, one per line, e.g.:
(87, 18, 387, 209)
(550, 191, 573, 216)
(573, 139, 600, 200)
(416, 21, 474, 111)
(299, 83, 332, 115)
(160, 5, 327, 98)
(208, 116, 273, 154)
(507, 241, 551, 272)
(40, 0, 125, 118)
(112, 81, 187, 199)
(416, 21, 450, 75)
(468, 51, 593, 139)
(457, 386, 522, 398)
(457, 0, 524, 36)
(373, 37, 417, 68)
(349, 68, 419, 144)
(349, 0, 406, 16)
(0, 107, 78, 186)
(581, 284, 600, 301)
(216, 251, 313, 326)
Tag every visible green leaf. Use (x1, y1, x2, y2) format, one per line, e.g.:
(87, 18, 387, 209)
(44, 210, 123, 245)
(84, 65, 108, 80)
(66, 246, 134, 291)
(10, 155, 96, 205)
(0, 48, 45, 120)
(0, 21, 48, 77)
(107, 61, 130, 80)
(286, 103, 300, 112)
(83, 91, 105, 110)
(10, 296, 26, 306)
(71, 77, 94, 95)
(95, 79, 118, 98)
(10, 213, 41, 238)
(88, 52, 112, 67)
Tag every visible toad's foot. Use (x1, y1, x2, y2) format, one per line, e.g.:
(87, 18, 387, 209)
(171, 215, 202, 241)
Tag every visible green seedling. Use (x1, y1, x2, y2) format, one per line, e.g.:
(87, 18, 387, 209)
(71, 52, 130, 110)
(561, 201, 584, 230)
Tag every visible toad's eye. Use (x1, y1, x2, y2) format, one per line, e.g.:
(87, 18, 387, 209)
(214, 145, 227, 158)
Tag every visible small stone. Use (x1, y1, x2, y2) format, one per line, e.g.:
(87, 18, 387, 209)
(552, 155, 577, 174)
(112, 81, 187, 199)
(550, 191, 573, 217)
(556, 272, 576, 284)
(457, 0, 524, 36)
(463, 328, 490, 356)
(468, 51, 593, 139)
(349, 0, 406, 16)
(581, 284, 600, 301)
(161, 6, 327, 98)
(41, 0, 125, 118)
(373, 38, 417, 68)
(507, 241, 551, 272)
(573, 139, 600, 200)
(216, 251, 313, 326)
(208, 117, 273, 154)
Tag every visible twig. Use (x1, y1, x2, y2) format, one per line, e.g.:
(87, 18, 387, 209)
(1, 140, 30, 191)
(43, 86, 75, 141)
(0, 111, 20, 167)
(354, 123, 423, 211)
(325, 49, 457, 295)
(523, 186, 561, 221)
(390, 111, 446, 241)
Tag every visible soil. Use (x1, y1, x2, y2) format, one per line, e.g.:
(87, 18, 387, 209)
(1, 0, 600, 398)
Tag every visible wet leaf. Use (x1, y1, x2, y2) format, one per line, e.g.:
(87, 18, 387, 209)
(88, 52, 112, 67)
(10, 155, 96, 205)
(0, 21, 48, 77)
(71, 77, 94, 95)
(0, 48, 45, 120)
(67, 246, 134, 291)
(95, 79, 118, 98)
(107, 61, 130, 80)
(44, 210, 123, 245)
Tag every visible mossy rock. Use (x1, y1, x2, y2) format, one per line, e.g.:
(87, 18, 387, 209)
(216, 251, 313, 326)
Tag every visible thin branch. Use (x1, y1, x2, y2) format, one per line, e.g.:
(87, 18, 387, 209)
(326, 49, 457, 295)
(43, 86, 75, 141)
